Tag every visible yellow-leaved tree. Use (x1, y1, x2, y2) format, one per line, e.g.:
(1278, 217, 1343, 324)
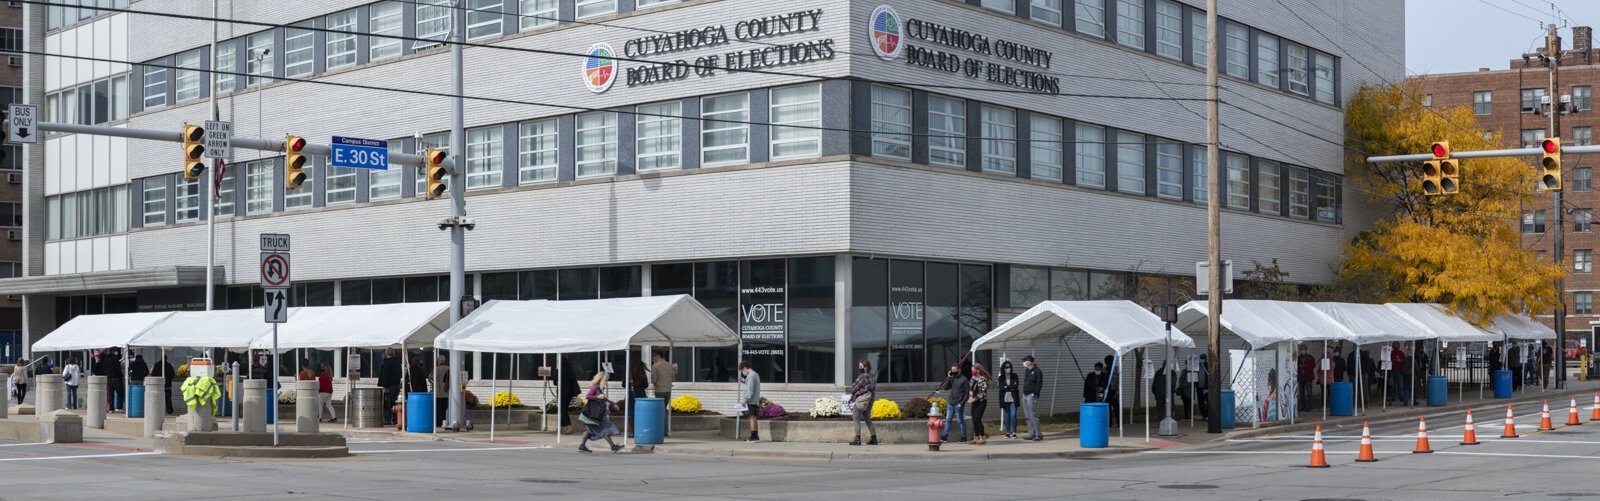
(1337, 83, 1563, 324)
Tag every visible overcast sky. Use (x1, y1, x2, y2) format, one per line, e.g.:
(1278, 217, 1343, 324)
(1406, 0, 1600, 75)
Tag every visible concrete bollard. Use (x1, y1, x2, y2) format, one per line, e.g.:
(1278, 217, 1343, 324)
(35, 374, 63, 414)
(295, 381, 318, 433)
(143, 376, 164, 437)
(86, 376, 106, 429)
(38, 409, 82, 443)
(185, 402, 217, 432)
(242, 379, 267, 433)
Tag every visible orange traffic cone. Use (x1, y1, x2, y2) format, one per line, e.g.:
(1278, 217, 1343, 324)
(1540, 400, 1555, 431)
(1569, 397, 1583, 426)
(1460, 409, 1480, 445)
(1306, 425, 1330, 468)
(1413, 417, 1433, 453)
(1501, 405, 1520, 438)
(1355, 421, 1378, 462)
(1592, 393, 1600, 422)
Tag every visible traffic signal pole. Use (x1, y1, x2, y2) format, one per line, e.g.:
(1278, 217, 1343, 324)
(33, 121, 451, 171)
(444, 0, 469, 432)
(1548, 24, 1569, 390)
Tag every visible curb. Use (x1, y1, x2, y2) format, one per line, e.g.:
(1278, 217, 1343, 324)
(1212, 388, 1597, 442)
(642, 444, 1147, 461)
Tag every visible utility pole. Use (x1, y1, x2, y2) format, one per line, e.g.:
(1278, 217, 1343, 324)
(1547, 20, 1569, 390)
(444, 0, 469, 430)
(1204, 0, 1223, 434)
(205, 0, 217, 313)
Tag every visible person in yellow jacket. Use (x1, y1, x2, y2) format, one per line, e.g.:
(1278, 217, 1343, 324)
(182, 375, 221, 416)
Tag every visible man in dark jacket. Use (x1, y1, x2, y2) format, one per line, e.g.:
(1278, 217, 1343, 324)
(940, 364, 969, 443)
(1022, 356, 1044, 441)
(99, 351, 125, 412)
(377, 349, 402, 425)
(1083, 363, 1104, 403)
(1297, 345, 1317, 411)
(150, 358, 176, 414)
(129, 354, 150, 411)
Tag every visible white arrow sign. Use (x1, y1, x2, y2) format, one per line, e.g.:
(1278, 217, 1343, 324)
(263, 287, 288, 324)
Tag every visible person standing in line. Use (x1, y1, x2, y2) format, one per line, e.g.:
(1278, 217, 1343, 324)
(407, 356, 428, 394)
(152, 357, 176, 415)
(1022, 356, 1044, 441)
(1083, 362, 1105, 404)
(297, 359, 315, 381)
(968, 362, 991, 445)
(1540, 341, 1554, 389)
(434, 357, 450, 426)
(101, 351, 125, 412)
(1152, 361, 1170, 421)
(128, 354, 149, 385)
(1297, 345, 1316, 412)
(62, 357, 81, 410)
(997, 360, 1020, 439)
(650, 351, 674, 437)
(1508, 343, 1524, 391)
(577, 372, 624, 454)
(940, 363, 969, 444)
(738, 361, 762, 443)
(318, 362, 336, 423)
(849, 359, 878, 446)
(558, 357, 580, 434)
(1100, 355, 1120, 428)
(627, 357, 648, 435)
(377, 349, 402, 426)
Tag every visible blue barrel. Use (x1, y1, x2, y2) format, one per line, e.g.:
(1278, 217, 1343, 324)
(407, 392, 434, 433)
(1079, 403, 1110, 448)
(1219, 389, 1236, 429)
(128, 384, 145, 418)
(1427, 375, 1448, 407)
(265, 388, 275, 424)
(1493, 370, 1513, 398)
(634, 398, 665, 445)
(1329, 382, 1354, 416)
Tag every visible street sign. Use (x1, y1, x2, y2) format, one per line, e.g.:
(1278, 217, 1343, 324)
(260, 252, 291, 289)
(259, 233, 290, 252)
(263, 287, 288, 323)
(204, 120, 232, 159)
(330, 136, 389, 170)
(1195, 260, 1234, 295)
(7, 104, 37, 144)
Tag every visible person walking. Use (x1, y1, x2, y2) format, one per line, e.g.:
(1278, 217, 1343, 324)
(650, 351, 674, 436)
(1297, 345, 1316, 412)
(62, 357, 81, 410)
(317, 362, 336, 422)
(377, 349, 402, 426)
(1022, 356, 1044, 441)
(12, 357, 29, 405)
(968, 362, 991, 445)
(940, 363, 969, 443)
(577, 372, 624, 454)
(849, 359, 877, 446)
(738, 361, 762, 443)
(997, 360, 1020, 439)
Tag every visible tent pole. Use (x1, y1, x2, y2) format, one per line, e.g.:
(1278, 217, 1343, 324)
(403, 347, 410, 431)
(624, 350, 631, 448)
(556, 353, 562, 445)
(1322, 341, 1327, 421)
(1052, 340, 1062, 416)
(344, 348, 351, 430)
(1116, 351, 1123, 447)
(667, 342, 675, 437)
(490, 354, 497, 442)
(509, 355, 515, 437)
(433, 349, 439, 434)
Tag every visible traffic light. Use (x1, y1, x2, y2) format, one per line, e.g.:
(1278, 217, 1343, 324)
(1541, 137, 1563, 191)
(285, 135, 307, 189)
(1422, 141, 1453, 196)
(182, 124, 206, 180)
(424, 148, 448, 200)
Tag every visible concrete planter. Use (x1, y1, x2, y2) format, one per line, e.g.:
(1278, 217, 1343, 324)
(526, 411, 724, 432)
(719, 417, 931, 443)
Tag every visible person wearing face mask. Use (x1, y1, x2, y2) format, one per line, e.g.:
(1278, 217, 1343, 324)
(849, 359, 877, 446)
(968, 363, 991, 445)
(1021, 356, 1044, 441)
(997, 360, 1021, 439)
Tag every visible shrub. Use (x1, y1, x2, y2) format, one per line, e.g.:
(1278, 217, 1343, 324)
(175, 364, 190, 379)
(809, 397, 843, 418)
(490, 391, 521, 409)
(760, 403, 787, 418)
(670, 395, 702, 413)
(759, 396, 773, 407)
(928, 397, 948, 414)
(903, 397, 932, 419)
(544, 399, 560, 413)
(870, 399, 902, 420)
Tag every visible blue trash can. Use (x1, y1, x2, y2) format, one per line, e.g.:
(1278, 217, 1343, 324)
(1329, 382, 1354, 416)
(265, 388, 275, 424)
(1493, 370, 1513, 399)
(1219, 389, 1236, 429)
(1427, 375, 1448, 407)
(634, 398, 665, 445)
(1079, 403, 1110, 448)
(407, 392, 434, 433)
(128, 384, 145, 418)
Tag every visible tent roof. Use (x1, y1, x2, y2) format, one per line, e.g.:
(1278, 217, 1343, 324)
(1175, 300, 1355, 346)
(129, 309, 280, 349)
(1491, 314, 1557, 340)
(433, 295, 738, 353)
(31, 311, 174, 352)
(1307, 302, 1431, 344)
(251, 302, 451, 351)
(971, 300, 1196, 354)
(1385, 303, 1498, 343)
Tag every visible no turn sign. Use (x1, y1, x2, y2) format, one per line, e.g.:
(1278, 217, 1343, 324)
(260, 252, 291, 288)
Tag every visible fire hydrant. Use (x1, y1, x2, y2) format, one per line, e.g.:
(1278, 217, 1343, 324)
(927, 404, 946, 451)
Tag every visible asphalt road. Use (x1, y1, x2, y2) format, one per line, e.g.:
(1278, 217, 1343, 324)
(3, 402, 1600, 500)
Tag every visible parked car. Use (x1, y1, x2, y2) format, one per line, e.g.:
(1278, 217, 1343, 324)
(1565, 339, 1588, 362)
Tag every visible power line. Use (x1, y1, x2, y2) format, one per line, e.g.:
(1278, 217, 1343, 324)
(1479, 0, 1547, 24)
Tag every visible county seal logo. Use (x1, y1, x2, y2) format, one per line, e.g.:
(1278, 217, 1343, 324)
(583, 43, 618, 93)
(869, 5, 903, 61)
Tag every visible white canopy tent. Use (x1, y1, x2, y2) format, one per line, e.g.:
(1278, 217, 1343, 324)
(971, 300, 1197, 354)
(1306, 303, 1431, 344)
(129, 309, 281, 349)
(1386, 304, 1498, 343)
(250, 302, 451, 351)
(1175, 300, 1356, 347)
(1491, 314, 1558, 340)
(31, 311, 174, 352)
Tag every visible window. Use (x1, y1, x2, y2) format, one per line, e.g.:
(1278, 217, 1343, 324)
(142, 177, 166, 226)
(142, 64, 166, 108)
(215, 166, 235, 217)
(326, 10, 358, 70)
(370, 141, 404, 200)
(638, 0, 677, 7)
(1190, 148, 1207, 202)
(927, 95, 967, 167)
(1577, 250, 1593, 273)
(1258, 160, 1281, 214)
(284, 22, 315, 78)
(575, 112, 618, 178)
(174, 177, 200, 222)
(1577, 292, 1594, 316)
(1154, 0, 1182, 59)
(576, 0, 616, 19)
(246, 31, 273, 86)
(519, 118, 559, 182)
(1075, 124, 1106, 187)
(1522, 210, 1547, 233)
(520, 0, 558, 30)
(981, 0, 1014, 14)
(1116, 131, 1144, 194)
(174, 49, 202, 102)
(1285, 43, 1309, 95)
(1156, 140, 1183, 199)
(980, 105, 1016, 174)
(0, 28, 18, 53)
(246, 159, 273, 214)
(1287, 166, 1309, 218)
(1256, 33, 1279, 87)
(415, 0, 451, 46)
(1115, 0, 1143, 49)
(771, 84, 822, 160)
(1226, 154, 1249, 209)
(1575, 209, 1592, 232)
(215, 42, 235, 93)
(1314, 52, 1336, 104)
(1474, 91, 1492, 115)
(1422, 94, 1432, 108)
(465, 126, 503, 189)
(1190, 8, 1206, 67)
(1522, 88, 1546, 113)
(370, 1, 403, 61)
(284, 160, 314, 210)
(1313, 174, 1339, 222)
(326, 164, 357, 204)
(1075, 0, 1105, 37)
(467, 0, 503, 40)
(870, 85, 912, 160)
(1576, 86, 1593, 111)
(702, 93, 750, 165)
(1575, 168, 1593, 192)
(1032, 0, 1063, 25)
(1522, 129, 1546, 148)
(636, 103, 681, 171)
(1577, 127, 1594, 146)
(1030, 114, 1063, 181)
(1223, 22, 1249, 78)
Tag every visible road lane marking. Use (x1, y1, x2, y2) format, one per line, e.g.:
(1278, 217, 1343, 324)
(0, 443, 49, 447)
(350, 445, 553, 454)
(0, 452, 158, 462)
(1143, 450, 1412, 455)
(1435, 451, 1600, 460)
